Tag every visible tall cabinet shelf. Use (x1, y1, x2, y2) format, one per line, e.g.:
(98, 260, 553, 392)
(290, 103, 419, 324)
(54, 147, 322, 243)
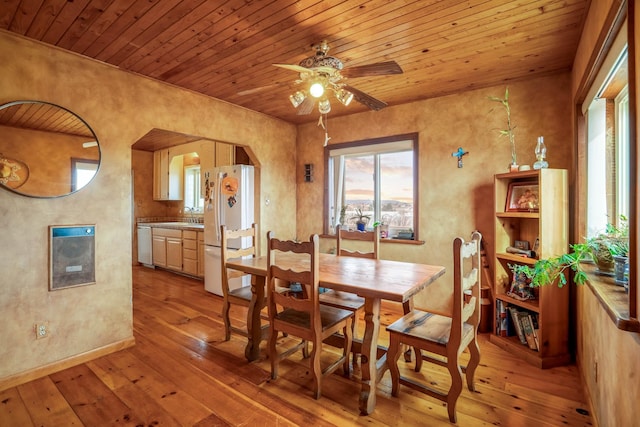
(489, 169, 570, 369)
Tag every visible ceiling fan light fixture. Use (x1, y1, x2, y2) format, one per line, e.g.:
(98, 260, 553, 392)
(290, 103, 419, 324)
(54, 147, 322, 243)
(309, 80, 325, 98)
(336, 89, 354, 106)
(318, 98, 331, 114)
(289, 91, 307, 108)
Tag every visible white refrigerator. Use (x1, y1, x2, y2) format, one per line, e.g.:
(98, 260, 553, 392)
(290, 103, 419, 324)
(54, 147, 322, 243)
(203, 164, 255, 296)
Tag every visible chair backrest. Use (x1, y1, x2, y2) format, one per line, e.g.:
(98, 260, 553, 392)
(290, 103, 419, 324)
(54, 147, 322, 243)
(266, 232, 320, 338)
(220, 223, 257, 296)
(335, 225, 380, 259)
(451, 231, 482, 344)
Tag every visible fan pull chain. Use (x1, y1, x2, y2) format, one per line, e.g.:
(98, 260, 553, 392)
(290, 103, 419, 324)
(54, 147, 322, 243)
(317, 114, 331, 146)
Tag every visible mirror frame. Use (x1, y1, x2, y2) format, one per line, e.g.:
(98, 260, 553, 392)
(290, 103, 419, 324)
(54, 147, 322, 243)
(0, 100, 101, 198)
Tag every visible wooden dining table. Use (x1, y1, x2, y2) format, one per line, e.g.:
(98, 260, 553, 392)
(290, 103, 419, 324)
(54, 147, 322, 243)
(225, 251, 446, 415)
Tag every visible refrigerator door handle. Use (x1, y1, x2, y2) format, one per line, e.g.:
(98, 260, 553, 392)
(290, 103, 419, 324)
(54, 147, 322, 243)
(213, 172, 222, 242)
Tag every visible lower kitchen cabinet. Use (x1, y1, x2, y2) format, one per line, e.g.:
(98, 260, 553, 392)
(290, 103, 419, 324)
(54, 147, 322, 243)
(152, 234, 167, 268)
(149, 226, 204, 278)
(197, 232, 204, 278)
(152, 228, 183, 271)
(182, 230, 198, 276)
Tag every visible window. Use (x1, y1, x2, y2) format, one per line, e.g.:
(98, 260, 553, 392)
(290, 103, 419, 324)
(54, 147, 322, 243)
(585, 48, 629, 237)
(325, 134, 418, 239)
(70, 158, 98, 192)
(184, 165, 203, 212)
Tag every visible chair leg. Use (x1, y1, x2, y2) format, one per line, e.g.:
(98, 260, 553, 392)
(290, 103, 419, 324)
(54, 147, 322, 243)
(343, 317, 353, 377)
(446, 350, 464, 424)
(351, 315, 359, 367)
(465, 337, 481, 392)
(387, 332, 402, 397)
(222, 299, 231, 341)
(269, 327, 280, 380)
(310, 341, 322, 399)
(414, 348, 423, 372)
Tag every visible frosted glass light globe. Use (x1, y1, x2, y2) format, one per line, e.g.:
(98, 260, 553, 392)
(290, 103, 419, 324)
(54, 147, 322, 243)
(309, 81, 324, 98)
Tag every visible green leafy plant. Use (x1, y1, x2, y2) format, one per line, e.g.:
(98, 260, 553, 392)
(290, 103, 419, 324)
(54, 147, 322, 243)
(509, 243, 592, 288)
(509, 215, 629, 288)
(489, 87, 517, 166)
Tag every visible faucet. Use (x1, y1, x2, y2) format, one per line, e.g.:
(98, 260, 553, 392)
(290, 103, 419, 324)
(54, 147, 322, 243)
(185, 207, 196, 223)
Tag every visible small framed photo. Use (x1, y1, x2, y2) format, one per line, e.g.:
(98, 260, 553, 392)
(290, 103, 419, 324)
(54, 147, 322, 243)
(514, 240, 530, 250)
(506, 181, 539, 212)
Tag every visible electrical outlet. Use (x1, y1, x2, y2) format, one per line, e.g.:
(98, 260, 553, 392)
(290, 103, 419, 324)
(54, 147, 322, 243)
(34, 323, 48, 339)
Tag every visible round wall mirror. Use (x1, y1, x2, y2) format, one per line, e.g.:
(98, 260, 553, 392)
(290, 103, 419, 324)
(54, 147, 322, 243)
(0, 100, 100, 198)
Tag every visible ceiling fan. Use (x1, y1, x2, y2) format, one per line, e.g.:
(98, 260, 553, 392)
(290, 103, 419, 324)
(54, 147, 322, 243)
(241, 40, 403, 115)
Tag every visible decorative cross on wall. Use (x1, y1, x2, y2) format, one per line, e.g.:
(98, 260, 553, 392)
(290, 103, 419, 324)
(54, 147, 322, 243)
(451, 147, 469, 168)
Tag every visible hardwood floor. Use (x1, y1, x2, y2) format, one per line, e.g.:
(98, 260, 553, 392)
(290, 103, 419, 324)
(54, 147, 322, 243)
(1, 266, 594, 426)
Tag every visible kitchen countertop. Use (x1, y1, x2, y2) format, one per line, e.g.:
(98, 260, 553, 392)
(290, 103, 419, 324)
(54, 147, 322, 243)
(137, 222, 204, 231)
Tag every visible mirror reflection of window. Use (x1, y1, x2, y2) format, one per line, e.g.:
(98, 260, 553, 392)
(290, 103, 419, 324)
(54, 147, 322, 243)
(184, 165, 203, 212)
(71, 158, 98, 192)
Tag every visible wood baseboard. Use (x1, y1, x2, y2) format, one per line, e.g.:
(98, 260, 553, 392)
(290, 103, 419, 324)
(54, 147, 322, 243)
(0, 336, 135, 392)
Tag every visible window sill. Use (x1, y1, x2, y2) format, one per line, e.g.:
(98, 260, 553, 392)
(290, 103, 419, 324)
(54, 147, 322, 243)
(583, 264, 639, 332)
(319, 234, 424, 245)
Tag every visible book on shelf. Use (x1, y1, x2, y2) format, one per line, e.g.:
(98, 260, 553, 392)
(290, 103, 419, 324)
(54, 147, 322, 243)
(528, 313, 540, 350)
(508, 306, 527, 345)
(519, 312, 539, 351)
(496, 300, 510, 337)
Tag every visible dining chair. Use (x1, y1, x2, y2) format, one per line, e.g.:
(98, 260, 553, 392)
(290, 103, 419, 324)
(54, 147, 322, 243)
(220, 223, 268, 342)
(386, 231, 482, 423)
(319, 225, 379, 364)
(266, 232, 354, 399)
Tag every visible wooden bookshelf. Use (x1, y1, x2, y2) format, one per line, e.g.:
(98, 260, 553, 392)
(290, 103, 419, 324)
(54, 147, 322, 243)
(489, 169, 571, 369)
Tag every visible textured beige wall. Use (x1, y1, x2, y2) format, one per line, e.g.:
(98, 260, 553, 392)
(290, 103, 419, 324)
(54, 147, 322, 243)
(0, 30, 296, 380)
(296, 74, 573, 313)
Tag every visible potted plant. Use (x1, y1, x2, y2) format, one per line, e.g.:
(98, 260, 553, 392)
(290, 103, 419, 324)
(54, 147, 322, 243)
(585, 215, 628, 276)
(489, 87, 518, 171)
(338, 205, 347, 229)
(351, 207, 370, 231)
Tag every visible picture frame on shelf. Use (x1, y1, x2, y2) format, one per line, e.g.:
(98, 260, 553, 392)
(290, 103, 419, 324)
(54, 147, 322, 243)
(506, 181, 539, 212)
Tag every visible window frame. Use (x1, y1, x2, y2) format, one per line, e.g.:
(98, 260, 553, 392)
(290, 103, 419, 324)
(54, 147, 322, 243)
(323, 133, 419, 239)
(183, 164, 203, 213)
(576, 5, 637, 329)
(70, 158, 98, 192)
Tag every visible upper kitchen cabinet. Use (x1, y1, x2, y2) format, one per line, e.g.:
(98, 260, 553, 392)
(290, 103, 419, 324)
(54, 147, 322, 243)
(215, 142, 235, 167)
(153, 149, 183, 200)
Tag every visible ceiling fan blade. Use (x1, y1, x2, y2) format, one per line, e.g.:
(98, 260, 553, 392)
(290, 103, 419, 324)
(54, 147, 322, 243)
(341, 61, 403, 78)
(273, 63, 311, 74)
(296, 97, 315, 115)
(343, 85, 388, 111)
(237, 80, 293, 96)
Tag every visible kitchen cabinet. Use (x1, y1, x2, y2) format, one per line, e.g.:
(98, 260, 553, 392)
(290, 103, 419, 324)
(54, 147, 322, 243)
(197, 231, 205, 278)
(152, 228, 183, 271)
(489, 169, 570, 368)
(215, 142, 235, 166)
(152, 234, 167, 268)
(153, 149, 184, 200)
(182, 230, 198, 276)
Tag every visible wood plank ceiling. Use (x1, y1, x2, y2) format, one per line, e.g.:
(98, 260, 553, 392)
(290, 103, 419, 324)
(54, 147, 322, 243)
(0, 1, 590, 125)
